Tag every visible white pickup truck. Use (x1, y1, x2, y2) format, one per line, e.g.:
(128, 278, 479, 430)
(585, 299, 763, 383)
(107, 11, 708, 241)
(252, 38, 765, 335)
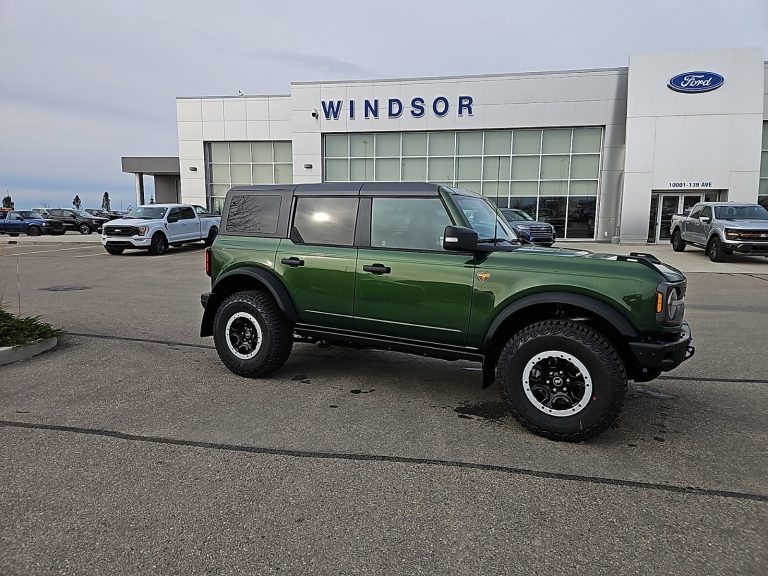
(101, 203, 220, 255)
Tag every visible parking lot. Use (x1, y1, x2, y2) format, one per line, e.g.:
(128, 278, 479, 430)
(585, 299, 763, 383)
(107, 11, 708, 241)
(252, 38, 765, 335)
(1, 240, 766, 575)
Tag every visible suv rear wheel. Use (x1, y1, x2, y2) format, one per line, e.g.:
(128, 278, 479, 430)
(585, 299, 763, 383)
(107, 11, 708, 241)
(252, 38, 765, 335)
(213, 291, 293, 378)
(671, 230, 686, 252)
(498, 319, 627, 442)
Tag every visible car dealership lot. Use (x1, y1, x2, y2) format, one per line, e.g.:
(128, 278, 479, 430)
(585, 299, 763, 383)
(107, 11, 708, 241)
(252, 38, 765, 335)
(1, 241, 766, 575)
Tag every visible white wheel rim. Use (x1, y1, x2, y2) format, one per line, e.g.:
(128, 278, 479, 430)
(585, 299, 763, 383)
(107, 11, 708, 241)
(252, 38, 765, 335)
(225, 312, 263, 360)
(522, 350, 593, 417)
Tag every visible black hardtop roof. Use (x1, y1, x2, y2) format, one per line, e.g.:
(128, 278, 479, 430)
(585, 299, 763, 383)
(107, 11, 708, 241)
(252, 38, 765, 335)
(226, 182, 484, 198)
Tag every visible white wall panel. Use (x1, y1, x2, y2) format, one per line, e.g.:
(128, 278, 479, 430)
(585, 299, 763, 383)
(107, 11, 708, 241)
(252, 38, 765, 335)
(177, 100, 202, 122)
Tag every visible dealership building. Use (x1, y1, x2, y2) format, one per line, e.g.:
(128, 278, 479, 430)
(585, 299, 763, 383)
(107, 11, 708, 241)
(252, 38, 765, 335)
(168, 47, 767, 243)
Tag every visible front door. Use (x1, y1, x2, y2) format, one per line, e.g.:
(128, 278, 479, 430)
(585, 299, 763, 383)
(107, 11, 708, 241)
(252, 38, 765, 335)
(655, 194, 702, 242)
(274, 196, 359, 329)
(353, 196, 474, 346)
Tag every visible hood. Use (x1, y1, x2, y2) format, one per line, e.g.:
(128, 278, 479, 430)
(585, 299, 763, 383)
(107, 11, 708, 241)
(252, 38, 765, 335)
(718, 219, 768, 229)
(105, 218, 156, 227)
(507, 245, 686, 282)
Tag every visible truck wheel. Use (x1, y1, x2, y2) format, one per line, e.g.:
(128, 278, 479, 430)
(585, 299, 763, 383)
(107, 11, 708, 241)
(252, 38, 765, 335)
(671, 230, 686, 252)
(78, 223, 91, 234)
(498, 319, 627, 442)
(204, 226, 218, 247)
(148, 233, 168, 255)
(213, 291, 293, 378)
(27, 226, 42, 237)
(105, 247, 124, 255)
(708, 237, 728, 262)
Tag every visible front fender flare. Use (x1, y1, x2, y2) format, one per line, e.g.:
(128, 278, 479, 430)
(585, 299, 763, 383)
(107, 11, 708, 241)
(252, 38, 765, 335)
(482, 291, 638, 350)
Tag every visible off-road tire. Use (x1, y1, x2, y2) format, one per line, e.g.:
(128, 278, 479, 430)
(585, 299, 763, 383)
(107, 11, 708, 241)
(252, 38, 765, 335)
(148, 232, 168, 255)
(27, 226, 42, 237)
(213, 290, 293, 378)
(204, 226, 218, 247)
(708, 236, 728, 262)
(498, 319, 627, 442)
(671, 230, 686, 252)
(78, 223, 91, 234)
(105, 247, 124, 255)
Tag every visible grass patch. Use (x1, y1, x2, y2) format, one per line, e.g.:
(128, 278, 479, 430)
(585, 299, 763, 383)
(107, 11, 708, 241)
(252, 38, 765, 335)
(0, 307, 61, 347)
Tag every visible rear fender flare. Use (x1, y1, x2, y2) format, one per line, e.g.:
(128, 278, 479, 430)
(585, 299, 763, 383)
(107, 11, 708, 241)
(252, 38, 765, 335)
(200, 267, 298, 337)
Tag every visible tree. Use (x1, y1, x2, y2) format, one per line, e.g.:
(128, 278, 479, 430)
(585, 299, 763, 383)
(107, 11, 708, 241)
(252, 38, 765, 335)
(101, 191, 111, 211)
(72, 195, 81, 209)
(2, 194, 13, 209)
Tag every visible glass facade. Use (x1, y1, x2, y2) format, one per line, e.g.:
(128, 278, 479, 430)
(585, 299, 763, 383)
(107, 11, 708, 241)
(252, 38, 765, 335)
(323, 128, 602, 239)
(205, 141, 292, 214)
(760, 123, 768, 210)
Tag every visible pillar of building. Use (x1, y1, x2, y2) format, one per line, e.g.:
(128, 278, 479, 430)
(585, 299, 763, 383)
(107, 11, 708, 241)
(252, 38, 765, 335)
(135, 173, 145, 206)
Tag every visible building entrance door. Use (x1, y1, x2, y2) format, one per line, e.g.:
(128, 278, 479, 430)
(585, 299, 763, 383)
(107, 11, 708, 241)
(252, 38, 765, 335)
(650, 193, 702, 243)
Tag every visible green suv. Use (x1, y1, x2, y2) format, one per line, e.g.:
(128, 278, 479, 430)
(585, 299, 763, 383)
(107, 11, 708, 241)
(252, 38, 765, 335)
(201, 183, 693, 441)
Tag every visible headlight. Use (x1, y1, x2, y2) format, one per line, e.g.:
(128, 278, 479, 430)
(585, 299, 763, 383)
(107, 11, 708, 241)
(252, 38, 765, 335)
(724, 228, 739, 240)
(656, 282, 685, 325)
(41, 222, 49, 226)
(517, 224, 530, 230)
(137, 226, 148, 236)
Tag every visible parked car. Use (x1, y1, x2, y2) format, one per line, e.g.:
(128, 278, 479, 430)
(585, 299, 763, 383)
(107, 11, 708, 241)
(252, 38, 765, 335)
(101, 203, 221, 255)
(85, 208, 122, 220)
(0, 210, 65, 236)
(200, 183, 693, 442)
(500, 208, 556, 246)
(47, 208, 108, 234)
(670, 202, 768, 262)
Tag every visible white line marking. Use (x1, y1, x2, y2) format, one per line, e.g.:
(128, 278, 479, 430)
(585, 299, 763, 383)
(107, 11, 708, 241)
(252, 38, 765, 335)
(73, 252, 110, 258)
(2, 246, 98, 256)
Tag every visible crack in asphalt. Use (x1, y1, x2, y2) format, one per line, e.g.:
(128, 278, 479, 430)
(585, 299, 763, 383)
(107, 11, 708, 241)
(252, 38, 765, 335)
(63, 333, 768, 385)
(2, 420, 766, 504)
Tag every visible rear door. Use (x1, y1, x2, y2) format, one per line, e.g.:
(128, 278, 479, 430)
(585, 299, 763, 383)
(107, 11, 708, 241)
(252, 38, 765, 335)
(275, 195, 359, 329)
(179, 206, 199, 240)
(353, 195, 474, 346)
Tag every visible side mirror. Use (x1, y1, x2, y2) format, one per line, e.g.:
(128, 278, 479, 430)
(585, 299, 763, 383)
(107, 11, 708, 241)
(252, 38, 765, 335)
(700, 216, 711, 224)
(15, 216, 23, 221)
(443, 225, 478, 252)
(167, 215, 179, 223)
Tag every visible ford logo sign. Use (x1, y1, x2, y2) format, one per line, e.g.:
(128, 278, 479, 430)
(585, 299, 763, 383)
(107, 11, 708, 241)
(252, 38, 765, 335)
(667, 71, 724, 93)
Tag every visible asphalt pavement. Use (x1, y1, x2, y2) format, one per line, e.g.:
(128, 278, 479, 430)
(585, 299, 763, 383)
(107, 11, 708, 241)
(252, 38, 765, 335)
(0, 241, 766, 575)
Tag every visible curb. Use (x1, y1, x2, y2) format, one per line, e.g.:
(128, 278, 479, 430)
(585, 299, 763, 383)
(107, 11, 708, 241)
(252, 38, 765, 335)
(0, 337, 58, 366)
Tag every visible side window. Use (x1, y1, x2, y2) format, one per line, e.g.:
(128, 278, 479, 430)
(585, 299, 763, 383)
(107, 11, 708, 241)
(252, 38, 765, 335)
(168, 207, 182, 220)
(371, 197, 453, 251)
(0, 212, 6, 220)
(688, 206, 703, 220)
(225, 194, 281, 234)
(181, 207, 196, 220)
(10, 212, 21, 220)
(701, 206, 713, 220)
(292, 197, 358, 246)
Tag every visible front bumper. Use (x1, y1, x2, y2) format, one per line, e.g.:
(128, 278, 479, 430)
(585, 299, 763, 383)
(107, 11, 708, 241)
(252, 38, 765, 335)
(723, 240, 768, 254)
(628, 322, 694, 372)
(102, 236, 152, 248)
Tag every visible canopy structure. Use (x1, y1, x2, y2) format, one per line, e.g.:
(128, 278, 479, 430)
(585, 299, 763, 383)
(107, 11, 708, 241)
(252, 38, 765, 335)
(121, 157, 180, 206)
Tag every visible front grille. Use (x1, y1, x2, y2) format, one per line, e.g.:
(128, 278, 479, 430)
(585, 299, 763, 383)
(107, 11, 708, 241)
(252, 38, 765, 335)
(730, 230, 768, 241)
(528, 225, 554, 239)
(104, 226, 137, 237)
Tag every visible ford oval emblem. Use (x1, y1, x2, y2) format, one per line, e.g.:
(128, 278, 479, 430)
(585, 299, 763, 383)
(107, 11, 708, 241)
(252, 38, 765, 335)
(667, 71, 724, 93)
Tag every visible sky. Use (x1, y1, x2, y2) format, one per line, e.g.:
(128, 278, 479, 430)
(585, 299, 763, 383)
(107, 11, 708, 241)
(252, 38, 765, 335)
(1, 0, 766, 210)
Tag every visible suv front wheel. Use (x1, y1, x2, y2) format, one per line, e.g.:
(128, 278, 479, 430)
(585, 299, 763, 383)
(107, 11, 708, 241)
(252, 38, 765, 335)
(498, 320, 627, 442)
(213, 291, 293, 378)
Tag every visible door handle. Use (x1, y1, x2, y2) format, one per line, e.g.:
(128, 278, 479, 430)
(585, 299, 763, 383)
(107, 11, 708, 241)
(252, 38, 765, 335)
(363, 263, 391, 275)
(281, 257, 305, 267)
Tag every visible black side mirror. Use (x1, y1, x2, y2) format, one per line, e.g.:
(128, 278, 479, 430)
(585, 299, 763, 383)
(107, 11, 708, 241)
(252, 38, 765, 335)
(443, 225, 478, 252)
(167, 215, 179, 223)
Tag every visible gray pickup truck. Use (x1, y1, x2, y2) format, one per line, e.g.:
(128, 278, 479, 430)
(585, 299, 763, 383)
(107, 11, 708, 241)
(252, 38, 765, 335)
(669, 202, 768, 262)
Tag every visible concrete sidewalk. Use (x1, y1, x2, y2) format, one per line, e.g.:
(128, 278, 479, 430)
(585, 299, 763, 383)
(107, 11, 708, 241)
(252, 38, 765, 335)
(1, 235, 765, 273)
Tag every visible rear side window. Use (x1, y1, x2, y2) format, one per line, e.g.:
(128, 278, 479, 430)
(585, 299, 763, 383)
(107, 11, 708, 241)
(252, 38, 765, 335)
(181, 207, 196, 220)
(226, 194, 281, 234)
(292, 197, 358, 246)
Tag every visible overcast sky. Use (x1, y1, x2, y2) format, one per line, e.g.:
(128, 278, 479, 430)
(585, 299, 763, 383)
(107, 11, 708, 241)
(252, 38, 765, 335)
(1, 0, 766, 210)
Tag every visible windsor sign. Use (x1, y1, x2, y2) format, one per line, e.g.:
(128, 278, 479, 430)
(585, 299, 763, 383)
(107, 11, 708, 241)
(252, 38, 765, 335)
(320, 96, 474, 120)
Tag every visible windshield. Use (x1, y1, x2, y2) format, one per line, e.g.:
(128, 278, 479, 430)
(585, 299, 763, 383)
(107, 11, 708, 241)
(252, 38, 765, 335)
(452, 192, 518, 242)
(502, 209, 534, 222)
(714, 205, 768, 220)
(73, 209, 95, 218)
(124, 206, 168, 219)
